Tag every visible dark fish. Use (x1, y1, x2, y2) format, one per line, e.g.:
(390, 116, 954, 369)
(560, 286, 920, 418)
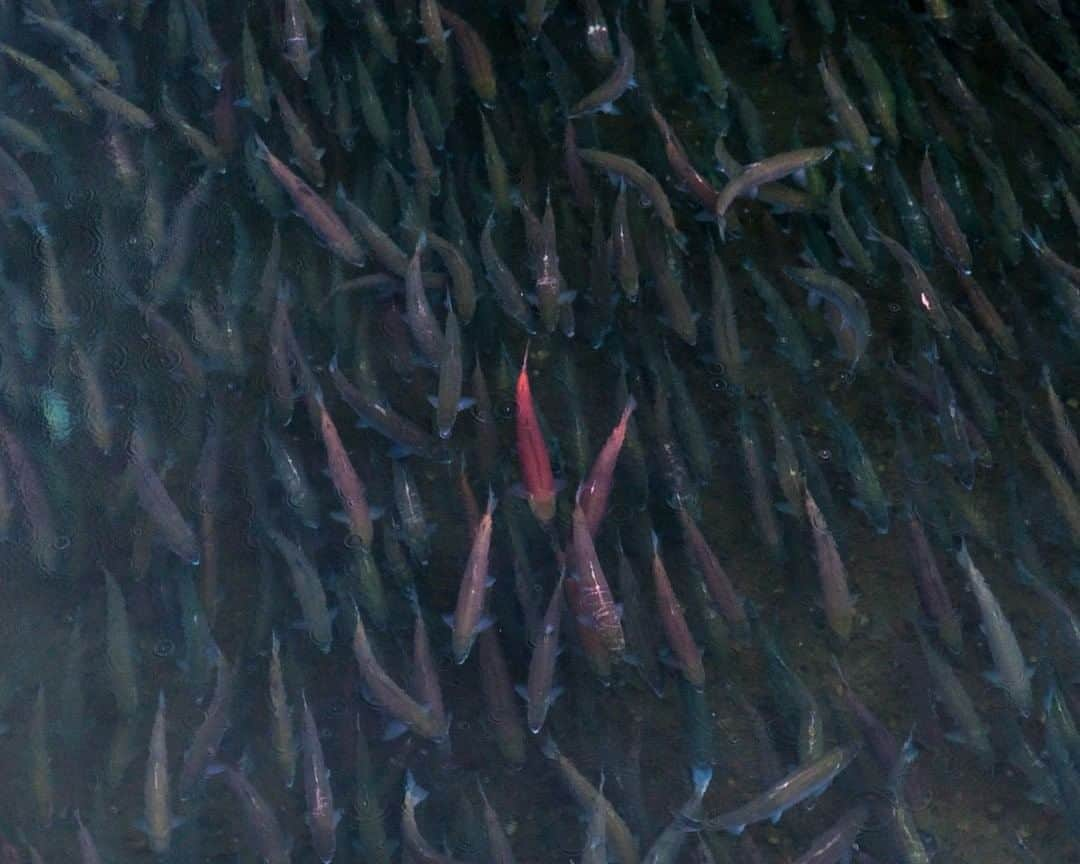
(129, 429, 199, 565)
(451, 491, 496, 664)
(805, 487, 855, 640)
(523, 572, 565, 734)
(920, 149, 972, 274)
(178, 656, 234, 798)
(571, 29, 636, 116)
(651, 534, 705, 688)
(906, 508, 962, 654)
(542, 738, 640, 864)
(439, 5, 496, 105)
(221, 768, 291, 864)
(329, 356, 447, 461)
(300, 693, 339, 863)
(477, 627, 526, 764)
(611, 181, 640, 302)
(782, 267, 870, 368)
(352, 612, 446, 741)
(578, 148, 680, 239)
(253, 135, 366, 266)
(714, 147, 832, 236)
(690, 746, 860, 834)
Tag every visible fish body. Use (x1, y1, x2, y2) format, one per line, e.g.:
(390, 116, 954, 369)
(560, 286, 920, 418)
(821, 400, 889, 534)
(439, 5, 496, 104)
(482, 213, 535, 332)
(434, 303, 466, 439)
(646, 232, 698, 346)
(652, 535, 705, 688)
(805, 488, 855, 640)
(284, 0, 310, 80)
(0, 43, 89, 121)
(144, 692, 173, 854)
(917, 627, 992, 765)
(352, 614, 446, 740)
(301, 694, 338, 863)
(25, 9, 119, 84)
(572, 498, 625, 653)
(571, 29, 636, 116)
(783, 267, 870, 368)
(542, 739, 640, 864)
(845, 27, 897, 148)
(273, 85, 324, 187)
(969, 140, 1023, 265)
(183, 0, 226, 89)
(312, 388, 373, 547)
(268, 633, 296, 788)
(1043, 366, 1080, 485)
(419, 0, 449, 63)
(478, 782, 518, 864)
(958, 543, 1031, 715)
(735, 399, 782, 558)
(874, 230, 950, 336)
(920, 150, 971, 274)
(477, 628, 526, 764)
(223, 768, 291, 864)
(744, 260, 814, 375)
(713, 147, 832, 231)
(264, 423, 320, 529)
(907, 510, 962, 653)
(525, 573, 565, 733)
(0, 414, 59, 572)
(819, 54, 874, 172)
(882, 155, 934, 268)
(578, 148, 679, 237)
(579, 397, 637, 536)
(330, 358, 447, 461)
(392, 461, 430, 565)
(695, 746, 859, 834)
(104, 569, 139, 716)
(451, 493, 496, 664)
(650, 107, 718, 211)
(515, 352, 557, 523)
(29, 684, 53, 827)
(253, 135, 365, 266)
(404, 237, 445, 365)
(689, 6, 728, 108)
(179, 657, 234, 797)
(268, 529, 332, 652)
(611, 182, 640, 301)
(615, 539, 664, 696)
(241, 13, 271, 121)
(792, 804, 868, 864)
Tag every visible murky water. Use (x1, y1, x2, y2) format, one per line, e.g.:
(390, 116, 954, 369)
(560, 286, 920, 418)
(0, 0, 1077, 862)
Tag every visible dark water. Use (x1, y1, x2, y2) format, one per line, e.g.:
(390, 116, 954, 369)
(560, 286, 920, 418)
(0, 0, 1077, 862)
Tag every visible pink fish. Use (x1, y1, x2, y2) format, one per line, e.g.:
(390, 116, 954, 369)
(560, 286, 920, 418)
(578, 396, 637, 536)
(571, 497, 624, 653)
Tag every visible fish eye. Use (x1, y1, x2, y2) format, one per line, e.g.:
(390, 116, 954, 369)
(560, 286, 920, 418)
(888, 302, 901, 313)
(818, 449, 832, 461)
(498, 403, 513, 420)
(153, 638, 175, 658)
